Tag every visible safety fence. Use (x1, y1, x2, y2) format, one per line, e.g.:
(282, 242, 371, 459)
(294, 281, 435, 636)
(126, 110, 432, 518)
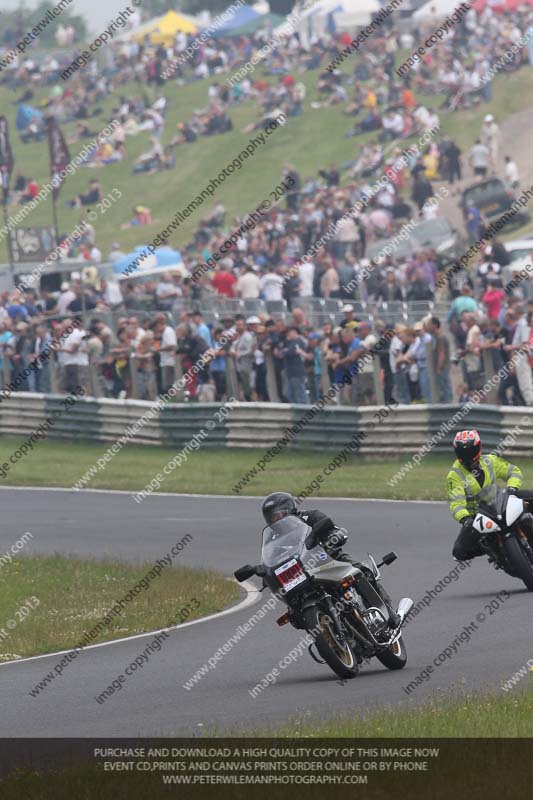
(0, 394, 531, 457)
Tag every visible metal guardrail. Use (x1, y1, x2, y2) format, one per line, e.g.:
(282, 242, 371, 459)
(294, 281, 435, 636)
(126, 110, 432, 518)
(0, 394, 528, 458)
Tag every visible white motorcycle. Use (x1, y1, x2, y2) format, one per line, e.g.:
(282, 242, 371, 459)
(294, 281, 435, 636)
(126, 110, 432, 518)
(235, 516, 413, 680)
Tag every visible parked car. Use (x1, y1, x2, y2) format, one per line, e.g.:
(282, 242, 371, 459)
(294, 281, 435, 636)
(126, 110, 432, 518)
(500, 239, 533, 294)
(460, 178, 531, 229)
(365, 217, 463, 264)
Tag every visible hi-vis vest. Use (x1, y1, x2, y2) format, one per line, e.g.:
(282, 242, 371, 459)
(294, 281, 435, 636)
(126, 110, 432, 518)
(446, 454, 523, 524)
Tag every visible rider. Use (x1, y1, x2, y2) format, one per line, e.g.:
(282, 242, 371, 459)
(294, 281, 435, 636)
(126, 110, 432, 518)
(261, 491, 400, 627)
(447, 429, 532, 561)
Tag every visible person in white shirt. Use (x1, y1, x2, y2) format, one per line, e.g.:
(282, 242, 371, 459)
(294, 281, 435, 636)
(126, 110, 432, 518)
(298, 261, 315, 297)
(57, 283, 76, 316)
(154, 318, 177, 393)
(480, 114, 503, 170)
(101, 278, 123, 310)
(89, 245, 102, 263)
(260, 268, 284, 302)
(108, 243, 126, 263)
(61, 319, 88, 393)
(504, 155, 520, 190)
(236, 266, 261, 299)
(156, 273, 181, 311)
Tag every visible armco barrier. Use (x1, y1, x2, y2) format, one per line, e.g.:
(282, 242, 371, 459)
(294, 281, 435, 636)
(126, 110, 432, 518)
(0, 394, 531, 457)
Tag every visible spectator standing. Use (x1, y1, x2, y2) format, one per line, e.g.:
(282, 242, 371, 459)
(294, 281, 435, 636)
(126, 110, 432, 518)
(212, 261, 237, 297)
(427, 317, 453, 403)
(482, 278, 506, 319)
(468, 140, 490, 178)
(260, 267, 284, 302)
(504, 306, 533, 405)
(390, 325, 411, 405)
(337, 326, 363, 405)
(61, 319, 88, 393)
(153, 318, 177, 393)
(236, 265, 261, 299)
(480, 114, 503, 170)
(33, 323, 52, 393)
(504, 155, 520, 190)
(356, 321, 377, 405)
(191, 310, 213, 348)
(231, 316, 256, 402)
(282, 326, 310, 405)
(412, 321, 433, 403)
(210, 328, 228, 401)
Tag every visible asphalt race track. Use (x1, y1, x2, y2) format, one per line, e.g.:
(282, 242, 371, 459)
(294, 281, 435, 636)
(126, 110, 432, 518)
(1, 487, 532, 737)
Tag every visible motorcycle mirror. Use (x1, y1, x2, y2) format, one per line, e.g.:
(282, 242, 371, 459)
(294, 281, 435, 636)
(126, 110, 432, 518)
(378, 551, 397, 567)
(234, 565, 256, 582)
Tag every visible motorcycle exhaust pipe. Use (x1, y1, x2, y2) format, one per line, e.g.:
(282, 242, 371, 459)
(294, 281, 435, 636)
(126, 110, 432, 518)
(397, 597, 414, 622)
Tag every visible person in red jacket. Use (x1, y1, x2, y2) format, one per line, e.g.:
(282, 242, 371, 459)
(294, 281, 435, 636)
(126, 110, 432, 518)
(482, 277, 505, 319)
(211, 261, 236, 297)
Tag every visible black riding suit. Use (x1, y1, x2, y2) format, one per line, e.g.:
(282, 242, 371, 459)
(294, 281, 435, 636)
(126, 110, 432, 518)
(297, 509, 400, 627)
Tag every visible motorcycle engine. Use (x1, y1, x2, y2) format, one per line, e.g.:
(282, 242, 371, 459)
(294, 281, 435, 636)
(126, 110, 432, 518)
(362, 607, 388, 637)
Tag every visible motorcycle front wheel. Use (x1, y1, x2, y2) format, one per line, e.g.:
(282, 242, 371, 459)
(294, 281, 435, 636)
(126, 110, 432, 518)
(503, 535, 533, 591)
(304, 606, 359, 680)
(376, 635, 407, 670)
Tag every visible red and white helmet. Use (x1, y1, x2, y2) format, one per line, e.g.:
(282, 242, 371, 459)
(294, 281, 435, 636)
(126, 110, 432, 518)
(453, 429, 482, 466)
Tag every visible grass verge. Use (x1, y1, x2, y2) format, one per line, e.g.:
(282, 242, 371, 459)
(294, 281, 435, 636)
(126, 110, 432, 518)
(272, 687, 533, 738)
(0, 553, 239, 661)
(1, 438, 532, 500)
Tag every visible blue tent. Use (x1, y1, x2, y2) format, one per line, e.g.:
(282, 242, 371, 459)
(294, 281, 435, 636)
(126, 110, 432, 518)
(211, 4, 262, 37)
(113, 246, 184, 279)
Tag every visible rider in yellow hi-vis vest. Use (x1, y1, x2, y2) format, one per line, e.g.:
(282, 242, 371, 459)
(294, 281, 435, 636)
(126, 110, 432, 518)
(447, 429, 527, 561)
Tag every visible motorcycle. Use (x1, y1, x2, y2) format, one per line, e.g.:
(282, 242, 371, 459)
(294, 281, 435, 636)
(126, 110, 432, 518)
(234, 516, 413, 681)
(473, 487, 533, 591)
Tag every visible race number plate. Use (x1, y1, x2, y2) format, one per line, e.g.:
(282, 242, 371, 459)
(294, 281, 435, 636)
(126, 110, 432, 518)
(274, 559, 306, 592)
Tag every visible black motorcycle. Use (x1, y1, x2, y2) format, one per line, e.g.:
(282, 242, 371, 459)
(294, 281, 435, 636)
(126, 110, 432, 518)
(235, 516, 413, 680)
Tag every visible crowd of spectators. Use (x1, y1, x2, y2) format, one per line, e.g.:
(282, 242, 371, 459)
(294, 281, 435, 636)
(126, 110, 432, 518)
(2, 242, 533, 408)
(1, 5, 533, 406)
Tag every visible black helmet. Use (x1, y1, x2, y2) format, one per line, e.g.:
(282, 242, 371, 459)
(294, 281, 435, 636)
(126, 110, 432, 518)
(262, 492, 297, 526)
(453, 429, 482, 468)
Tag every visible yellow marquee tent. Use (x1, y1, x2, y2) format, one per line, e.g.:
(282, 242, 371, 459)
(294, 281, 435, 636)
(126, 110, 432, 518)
(131, 10, 198, 45)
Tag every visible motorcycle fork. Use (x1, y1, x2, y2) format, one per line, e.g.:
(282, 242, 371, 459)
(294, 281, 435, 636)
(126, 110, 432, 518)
(517, 527, 533, 561)
(322, 595, 345, 640)
(353, 573, 388, 619)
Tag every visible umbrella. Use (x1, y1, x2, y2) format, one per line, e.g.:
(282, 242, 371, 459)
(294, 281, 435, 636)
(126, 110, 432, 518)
(16, 104, 45, 131)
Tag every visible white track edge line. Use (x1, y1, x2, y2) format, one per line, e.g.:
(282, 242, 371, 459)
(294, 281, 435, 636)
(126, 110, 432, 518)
(0, 485, 441, 504)
(0, 579, 260, 668)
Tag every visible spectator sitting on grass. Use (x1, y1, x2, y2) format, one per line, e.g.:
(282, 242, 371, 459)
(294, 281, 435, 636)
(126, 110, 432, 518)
(121, 206, 153, 229)
(66, 179, 102, 208)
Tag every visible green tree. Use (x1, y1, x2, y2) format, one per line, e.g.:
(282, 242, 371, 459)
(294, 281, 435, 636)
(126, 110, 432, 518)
(0, 2, 88, 48)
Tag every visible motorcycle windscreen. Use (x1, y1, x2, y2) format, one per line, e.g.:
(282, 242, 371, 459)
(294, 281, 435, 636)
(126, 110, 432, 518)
(477, 484, 504, 518)
(261, 516, 311, 568)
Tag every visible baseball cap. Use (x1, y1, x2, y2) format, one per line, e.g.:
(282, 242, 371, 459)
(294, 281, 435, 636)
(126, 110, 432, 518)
(246, 316, 260, 324)
(342, 304, 354, 313)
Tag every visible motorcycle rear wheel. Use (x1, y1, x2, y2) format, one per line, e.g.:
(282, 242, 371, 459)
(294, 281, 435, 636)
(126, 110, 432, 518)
(304, 606, 359, 680)
(503, 536, 533, 591)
